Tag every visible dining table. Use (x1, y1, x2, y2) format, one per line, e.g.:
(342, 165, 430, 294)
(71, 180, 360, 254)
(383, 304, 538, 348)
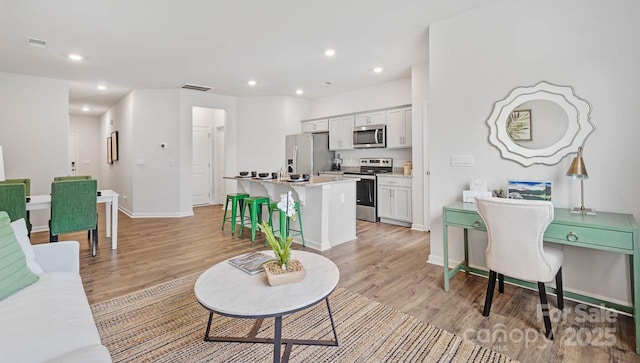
(26, 189, 120, 250)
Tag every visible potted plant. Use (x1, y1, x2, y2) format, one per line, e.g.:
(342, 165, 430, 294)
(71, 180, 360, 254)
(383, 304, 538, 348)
(258, 191, 306, 286)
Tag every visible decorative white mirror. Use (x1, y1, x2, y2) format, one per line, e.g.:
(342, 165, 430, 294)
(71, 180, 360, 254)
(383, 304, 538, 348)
(486, 81, 595, 166)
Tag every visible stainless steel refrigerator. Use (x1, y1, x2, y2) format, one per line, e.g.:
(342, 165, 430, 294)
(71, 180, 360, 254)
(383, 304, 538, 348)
(285, 132, 334, 175)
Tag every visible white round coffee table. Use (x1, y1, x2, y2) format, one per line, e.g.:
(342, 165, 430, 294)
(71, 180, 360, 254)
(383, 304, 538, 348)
(194, 251, 340, 363)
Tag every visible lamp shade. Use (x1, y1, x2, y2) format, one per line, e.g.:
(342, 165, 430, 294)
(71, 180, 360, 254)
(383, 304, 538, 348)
(566, 146, 588, 180)
(0, 145, 5, 181)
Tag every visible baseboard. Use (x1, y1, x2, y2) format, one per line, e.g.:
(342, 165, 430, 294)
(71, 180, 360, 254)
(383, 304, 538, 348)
(411, 223, 425, 231)
(129, 211, 194, 218)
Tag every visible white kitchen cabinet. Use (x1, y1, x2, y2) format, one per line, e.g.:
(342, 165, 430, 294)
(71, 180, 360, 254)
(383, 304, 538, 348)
(377, 175, 412, 226)
(354, 111, 385, 127)
(329, 115, 354, 150)
(301, 119, 328, 133)
(386, 107, 412, 148)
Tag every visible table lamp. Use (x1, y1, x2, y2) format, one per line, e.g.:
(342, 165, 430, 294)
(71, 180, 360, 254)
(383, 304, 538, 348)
(0, 145, 5, 182)
(566, 146, 594, 214)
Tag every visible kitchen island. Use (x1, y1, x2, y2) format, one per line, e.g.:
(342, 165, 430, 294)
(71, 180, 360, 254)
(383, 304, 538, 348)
(224, 175, 357, 251)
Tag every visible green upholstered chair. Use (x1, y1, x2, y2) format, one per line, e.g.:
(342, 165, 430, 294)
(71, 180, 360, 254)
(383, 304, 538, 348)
(0, 183, 28, 225)
(49, 179, 99, 256)
(0, 178, 31, 196)
(0, 178, 32, 235)
(53, 175, 92, 182)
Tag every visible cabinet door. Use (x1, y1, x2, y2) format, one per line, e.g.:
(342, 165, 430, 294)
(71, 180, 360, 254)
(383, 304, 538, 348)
(403, 109, 412, 147)
(301, 121, 315, 133)
(329, 116, 354, 150)
(386, 109, 404, 148)
(377, 185, 393, 219)
(392, 186, 412, 222)
(369, 111, 385, 125)
(355, 111, 386, 127)
(314, 119, 329, 132)
(386, 108, 411, 148)
(354, 114, 370, 127)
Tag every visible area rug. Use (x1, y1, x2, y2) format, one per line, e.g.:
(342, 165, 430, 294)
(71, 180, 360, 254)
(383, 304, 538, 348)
(91, 273, 516, 362)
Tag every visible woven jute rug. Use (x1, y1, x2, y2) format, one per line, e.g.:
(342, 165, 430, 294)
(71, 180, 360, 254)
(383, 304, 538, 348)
(91, 273, 516, 362)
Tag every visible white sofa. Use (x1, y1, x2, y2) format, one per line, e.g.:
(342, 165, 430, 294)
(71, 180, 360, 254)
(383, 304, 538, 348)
(0, 238, 112, 362)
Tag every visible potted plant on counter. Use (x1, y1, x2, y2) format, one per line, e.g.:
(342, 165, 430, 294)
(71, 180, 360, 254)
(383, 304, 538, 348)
(258, 191, 306, 286)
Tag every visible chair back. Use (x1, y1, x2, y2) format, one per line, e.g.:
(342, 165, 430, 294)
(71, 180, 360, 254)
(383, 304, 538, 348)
(53, 175, 92, 182)
(50, 179, 97, 235)
(0, 178, 30, 196)
(476, 197, 555, 282)
(0, 183, 27, 222)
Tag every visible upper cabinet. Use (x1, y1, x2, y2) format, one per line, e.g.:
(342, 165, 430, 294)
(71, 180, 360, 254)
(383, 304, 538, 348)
(329, 115, 354, 150)
(386, 107, 412, 148)
(354, 111, 385, 127)
(301, 119, 329, 133)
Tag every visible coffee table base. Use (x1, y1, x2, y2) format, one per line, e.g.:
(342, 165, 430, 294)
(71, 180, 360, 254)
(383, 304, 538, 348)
(203, 298, 339, 363)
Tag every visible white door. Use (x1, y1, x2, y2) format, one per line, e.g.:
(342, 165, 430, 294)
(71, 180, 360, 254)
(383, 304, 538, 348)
(192, 126, 211, 206)
(68, 133, 78, 176)
(215, 126, 225, 205)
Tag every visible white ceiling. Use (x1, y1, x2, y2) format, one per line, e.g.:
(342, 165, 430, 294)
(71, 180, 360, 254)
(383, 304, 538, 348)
(0, 0, 495, 116)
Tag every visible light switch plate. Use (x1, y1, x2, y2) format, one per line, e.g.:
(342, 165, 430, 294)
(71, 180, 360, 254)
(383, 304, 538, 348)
(451, 154, 474, 167)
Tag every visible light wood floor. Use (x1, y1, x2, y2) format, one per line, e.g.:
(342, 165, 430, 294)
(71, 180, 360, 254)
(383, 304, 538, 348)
(30, 205, 639, 362)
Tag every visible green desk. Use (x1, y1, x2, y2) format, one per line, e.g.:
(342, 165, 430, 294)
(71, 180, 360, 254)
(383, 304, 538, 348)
(442, 201, 640, 353)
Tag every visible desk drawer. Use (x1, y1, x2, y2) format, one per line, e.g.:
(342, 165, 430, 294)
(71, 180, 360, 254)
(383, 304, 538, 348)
(545, 224, 633, 251)
(445, 210, 485, 230)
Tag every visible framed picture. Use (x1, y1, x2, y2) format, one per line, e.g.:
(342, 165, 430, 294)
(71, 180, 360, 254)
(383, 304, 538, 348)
(111, 131, 119, 161)
(508, 180, 552, 201)
(107, 137, 113, 164)
(506, 109, 532, 141)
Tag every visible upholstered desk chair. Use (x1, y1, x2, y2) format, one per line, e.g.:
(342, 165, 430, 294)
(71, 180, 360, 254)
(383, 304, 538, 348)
(49, 179, 99, 256)
(476, 197, 564, 340)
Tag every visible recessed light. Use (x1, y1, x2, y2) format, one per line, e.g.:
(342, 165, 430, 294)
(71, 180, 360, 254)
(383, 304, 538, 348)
(373, 67, 383, 73)
(81, 106, 90, 112)
(296, 89, 304, 95)
(97, 85, 107, 90)
(68, 54, 84, 61)
(324, 49, 335, 57)
(248, 80, 257, 86)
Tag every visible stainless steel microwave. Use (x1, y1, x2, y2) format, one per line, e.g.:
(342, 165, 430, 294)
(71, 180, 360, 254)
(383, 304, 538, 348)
(353, 124, 386, 148)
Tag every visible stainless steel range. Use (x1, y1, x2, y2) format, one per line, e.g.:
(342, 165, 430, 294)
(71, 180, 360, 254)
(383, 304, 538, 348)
(342, 158, 393, 222)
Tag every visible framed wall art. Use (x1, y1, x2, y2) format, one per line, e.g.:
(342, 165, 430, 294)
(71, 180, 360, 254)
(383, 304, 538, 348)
(111, 131, 119, 161)
(107, 136, 113, 164)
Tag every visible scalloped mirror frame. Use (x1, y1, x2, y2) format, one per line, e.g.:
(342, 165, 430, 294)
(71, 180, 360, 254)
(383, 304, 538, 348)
(486, 81, 595, 166)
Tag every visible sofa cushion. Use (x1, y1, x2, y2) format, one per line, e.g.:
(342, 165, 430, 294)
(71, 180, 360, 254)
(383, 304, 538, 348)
(0, 211, 39, 300)
(11, 218, 44, 275)
(0, 272, 109, 362)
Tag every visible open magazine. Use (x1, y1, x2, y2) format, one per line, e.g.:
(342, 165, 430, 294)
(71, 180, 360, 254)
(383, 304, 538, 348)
(228, 252, 273, 275)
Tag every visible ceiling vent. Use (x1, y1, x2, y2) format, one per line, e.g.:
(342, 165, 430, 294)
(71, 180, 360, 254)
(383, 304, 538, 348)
(181, 83, 212, 92)
(26, 37, 47, 48)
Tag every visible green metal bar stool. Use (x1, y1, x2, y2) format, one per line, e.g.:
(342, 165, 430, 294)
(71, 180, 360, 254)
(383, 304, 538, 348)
(238, 196, 270, 242)
(268, 201, 305, 247)
(221, 193, 249, 235)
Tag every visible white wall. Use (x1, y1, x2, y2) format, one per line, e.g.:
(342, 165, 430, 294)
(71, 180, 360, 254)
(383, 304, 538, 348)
(411, 62, 429, 231)
(69, 114, 102, 183)
(308, 77, 412, 119)
(0, 72, 69, 230)
(427, 0, 640, 305)
(131, 90, 183, 217)
(236, 96, 288, 174)
(100, 92, 134, 214)
(284, 97, 310, 135)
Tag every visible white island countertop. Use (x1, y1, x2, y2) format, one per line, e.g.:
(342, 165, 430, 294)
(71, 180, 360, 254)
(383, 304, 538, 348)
(224, 174, 356, 187)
